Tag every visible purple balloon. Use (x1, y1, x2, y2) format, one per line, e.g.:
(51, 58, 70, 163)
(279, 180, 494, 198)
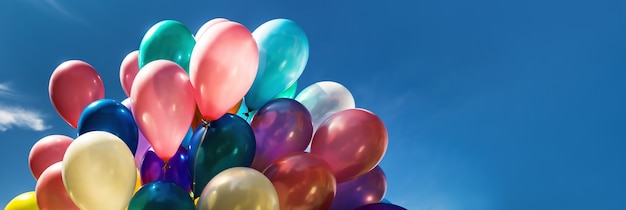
(122, 98, 153, 167)
(329, 166, 387, 210)
(249, 98, 313, 171)
(354, 203, 407, 210)
(141, 146, 191, 192)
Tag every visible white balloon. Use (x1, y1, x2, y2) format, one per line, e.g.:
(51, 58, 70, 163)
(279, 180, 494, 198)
(62, 131, 137, 210)
(295, 81, 356, 131)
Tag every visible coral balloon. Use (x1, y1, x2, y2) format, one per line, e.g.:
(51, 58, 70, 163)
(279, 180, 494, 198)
(49, 60, 104, 128)
(245, 19, 309, 110)
(62, 131, 137, 210)
(190, 21, 258, 120)
(310, 109, 388, 182)
(28, 135, 73, 180)
(131, 60, 196, 162)
(295, 81, 355, 131)
(263, 152, 336, 210)
(329, 166, 387, 210)
(120, 50, 139, 97)
(35, 162, 79, 210)
(195, 18, 229, 40)
(250, 98, 313, 171)
(197, 167, 279, 210)
(6, 191, 38, 210)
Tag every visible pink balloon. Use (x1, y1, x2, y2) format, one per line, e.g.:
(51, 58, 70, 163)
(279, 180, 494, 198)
(49, 60, 104, 128)
(131, 60, 195, 162)
(119, 50, 140, 97)
(121, 98, 152, 167)
(195, 18, 229, 40)
(28, 135, 73, 180)
(310, 109, 388, 182)
(190, 21, 258, 120)
(36, 162, 80, 210)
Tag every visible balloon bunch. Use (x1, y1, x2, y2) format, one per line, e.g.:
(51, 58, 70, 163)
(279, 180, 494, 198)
(6, 18, 408, 210)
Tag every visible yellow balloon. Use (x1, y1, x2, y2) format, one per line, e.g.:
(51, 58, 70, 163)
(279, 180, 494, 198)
(5, 191, 38, 210)
(134, 168, 142, 193)
(62, 131, 137, 210)
(197, 167, 279, 210)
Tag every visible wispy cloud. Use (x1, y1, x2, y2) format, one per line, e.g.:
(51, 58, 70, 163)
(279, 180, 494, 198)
(0, 83, 50, 132)
(0, 106, 50, 132)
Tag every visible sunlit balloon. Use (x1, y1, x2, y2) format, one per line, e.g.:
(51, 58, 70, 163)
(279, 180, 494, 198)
(295, 81, 355, 131)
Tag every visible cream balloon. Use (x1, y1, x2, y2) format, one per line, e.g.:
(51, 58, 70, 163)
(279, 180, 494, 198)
(197, 167, 279, 210)
(62, 131, 137, 210)
(295, 81, 355, 131)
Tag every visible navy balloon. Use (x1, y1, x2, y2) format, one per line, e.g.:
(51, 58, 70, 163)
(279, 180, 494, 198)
(128, 181, 195, 210)
(78, 99, 138, 153)
(188, 113, 256, 196)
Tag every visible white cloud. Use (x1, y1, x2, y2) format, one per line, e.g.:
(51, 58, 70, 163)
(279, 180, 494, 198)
(0, 83, 50, 132)
(0, 106, 50, 132)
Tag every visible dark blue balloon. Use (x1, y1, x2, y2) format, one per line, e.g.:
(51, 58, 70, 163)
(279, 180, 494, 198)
(188, 113, 256, 196)
(140, 147, 191, 192)
(128, 181, 195, 210)
(78, 99, 138, 153)
(354, 203, 407, 210)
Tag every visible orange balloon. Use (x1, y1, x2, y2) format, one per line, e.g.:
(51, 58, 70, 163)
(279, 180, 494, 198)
(263, 152, 336, 210)
(310, 108, 388, 182)
(191, 106, 205, 131)
(227, 99, 242, 115)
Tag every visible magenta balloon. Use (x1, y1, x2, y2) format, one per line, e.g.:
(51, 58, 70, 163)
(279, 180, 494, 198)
(310, 108, 388, 182)
(249, 98, 313, 171)
(329, 166, 387, 210)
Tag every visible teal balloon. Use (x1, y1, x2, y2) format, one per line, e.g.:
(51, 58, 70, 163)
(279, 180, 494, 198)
(188, 113, 256, 196)
(128, 181, 195, 210)
(245, 19, 309, 110)
(139, 20, 195, 73)
(273, 80, 298, 99)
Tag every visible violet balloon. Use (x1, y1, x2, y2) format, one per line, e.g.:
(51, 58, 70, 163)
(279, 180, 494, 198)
(141, 147, 191, 192)
(249, 98, 313, 171)
(329, 166, 387, 210)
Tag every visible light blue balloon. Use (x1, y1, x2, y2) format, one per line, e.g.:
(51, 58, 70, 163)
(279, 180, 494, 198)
(245, 19, 309, 110)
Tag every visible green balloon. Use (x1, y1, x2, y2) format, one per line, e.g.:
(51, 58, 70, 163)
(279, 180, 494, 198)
(273, 81, 298, 99)
(128, 181, 195, 210)
(139, 20, 195, 73)
(188, 114, 256, 196)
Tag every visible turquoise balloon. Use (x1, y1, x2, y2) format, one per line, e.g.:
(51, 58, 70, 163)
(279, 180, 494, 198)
(245, 19, 309, 110)
(273, 81, 298, 99)
(128, 181, 195, 210)
(139, 20, 195, 73)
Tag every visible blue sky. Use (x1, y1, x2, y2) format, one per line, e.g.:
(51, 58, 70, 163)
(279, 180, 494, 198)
(1, 0, 626, 209)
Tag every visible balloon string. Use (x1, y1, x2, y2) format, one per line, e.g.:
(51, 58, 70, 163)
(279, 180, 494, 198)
(162, 161, 170, 180)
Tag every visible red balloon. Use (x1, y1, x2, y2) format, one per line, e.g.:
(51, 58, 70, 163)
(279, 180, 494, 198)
(28, 135, 73, 180)
(310, 108, 388, 182)
(36, 162, 80, 210)
(263, 152, 336, 210)
(329, 166, 387, 210)
(49, 60, 104, 128)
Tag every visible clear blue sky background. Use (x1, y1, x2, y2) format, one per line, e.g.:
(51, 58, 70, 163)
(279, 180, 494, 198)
(1, 0, 626, 209)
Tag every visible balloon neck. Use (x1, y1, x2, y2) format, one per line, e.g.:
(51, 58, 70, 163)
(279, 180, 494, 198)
(201, 119, 210, 127)
(162, 162, 171, 180)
